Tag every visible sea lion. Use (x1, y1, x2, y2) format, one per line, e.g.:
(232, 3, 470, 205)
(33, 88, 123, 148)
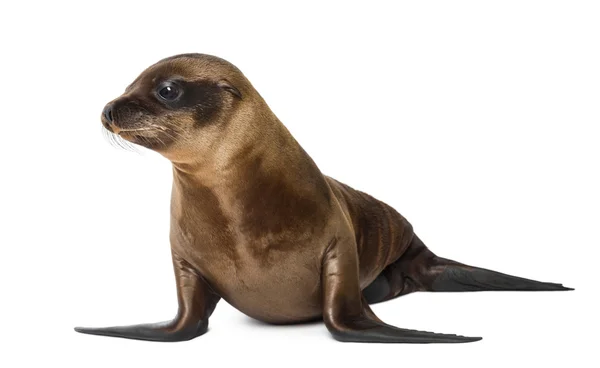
(76, 53, 572, 343)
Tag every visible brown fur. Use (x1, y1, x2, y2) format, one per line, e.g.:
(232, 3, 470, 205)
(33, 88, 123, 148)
(76, 54, 569, 343)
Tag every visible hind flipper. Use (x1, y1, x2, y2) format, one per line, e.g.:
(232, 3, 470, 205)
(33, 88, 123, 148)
(362, 273, 392, 304)
(323, 237, 480, 343)
(427, 258, 573, 292)
(363, 235, 572, 304)
(411, 235, 573, 293)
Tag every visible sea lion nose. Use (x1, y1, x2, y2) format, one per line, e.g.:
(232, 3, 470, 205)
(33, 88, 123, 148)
(103, 103, 114, 122)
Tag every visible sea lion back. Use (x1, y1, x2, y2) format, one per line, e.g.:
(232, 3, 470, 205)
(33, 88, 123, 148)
(325, 176, 415, 287)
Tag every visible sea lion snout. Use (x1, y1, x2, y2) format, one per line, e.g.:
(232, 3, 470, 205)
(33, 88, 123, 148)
(100, 92, 182, 149)
(101, 98, 151, 130)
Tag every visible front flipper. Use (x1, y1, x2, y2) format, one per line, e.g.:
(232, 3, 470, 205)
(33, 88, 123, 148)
(74, 319, 207, 342)
(75, 253, 220, 342)
(321, 237, 481, 343)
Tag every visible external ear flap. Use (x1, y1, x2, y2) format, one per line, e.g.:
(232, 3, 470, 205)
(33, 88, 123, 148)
(217, 80, 242, 99)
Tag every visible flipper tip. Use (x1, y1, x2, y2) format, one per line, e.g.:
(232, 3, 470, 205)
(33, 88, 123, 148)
(446, 335, 482, 343)
(466, 336, 483, 343)
(551, 284, 574, 291)
(74, 326, 102, 335)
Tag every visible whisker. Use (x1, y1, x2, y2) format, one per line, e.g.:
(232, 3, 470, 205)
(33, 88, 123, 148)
(161, 120, 189, 142)
(101, 125, 140, 153)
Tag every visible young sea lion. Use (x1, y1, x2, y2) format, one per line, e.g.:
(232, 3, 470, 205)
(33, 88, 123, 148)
(76, 53, 571, 343)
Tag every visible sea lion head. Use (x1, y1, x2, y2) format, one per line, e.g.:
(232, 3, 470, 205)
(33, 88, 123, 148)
(101, 54, 250, 156)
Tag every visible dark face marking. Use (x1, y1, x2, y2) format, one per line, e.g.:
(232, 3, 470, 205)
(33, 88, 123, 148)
(153, 79, 224, 125)
(102, 78, 233, 151)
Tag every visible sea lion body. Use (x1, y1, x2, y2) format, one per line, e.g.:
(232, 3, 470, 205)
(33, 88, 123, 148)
(170, 171, 413, 324)
(76, 54, 571, 343)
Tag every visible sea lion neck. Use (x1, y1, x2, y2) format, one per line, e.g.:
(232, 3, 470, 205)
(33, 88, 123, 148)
(169, 105, 332, 221)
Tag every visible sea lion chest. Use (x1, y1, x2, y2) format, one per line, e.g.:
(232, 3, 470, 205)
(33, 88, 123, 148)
(169, 183, 328, 323)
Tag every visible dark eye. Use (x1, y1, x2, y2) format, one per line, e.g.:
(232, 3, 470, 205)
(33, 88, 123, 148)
(158, 84, 180, 101)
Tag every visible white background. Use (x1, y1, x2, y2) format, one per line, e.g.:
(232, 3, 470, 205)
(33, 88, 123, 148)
(1, 1, 598, 367)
